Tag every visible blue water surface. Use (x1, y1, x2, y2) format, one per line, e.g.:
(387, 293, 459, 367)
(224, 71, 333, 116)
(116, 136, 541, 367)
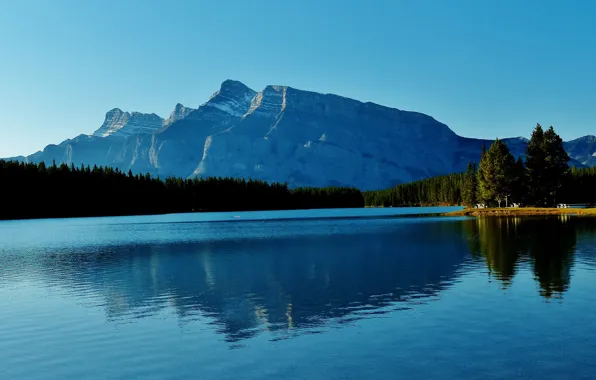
(1, 208, 595, 379)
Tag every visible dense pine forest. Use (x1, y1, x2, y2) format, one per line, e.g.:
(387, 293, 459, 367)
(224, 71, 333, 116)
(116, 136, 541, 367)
(365, 125, 596, 208)
(0, 160, 363, 220)
(363, 173, 465, 207)
(569, 166, 596, 204)
(364, 165, 596, 208)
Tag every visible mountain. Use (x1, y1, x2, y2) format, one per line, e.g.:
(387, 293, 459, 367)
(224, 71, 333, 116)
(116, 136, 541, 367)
(564, 135, 596, 167)
(6, 80, 596, 190)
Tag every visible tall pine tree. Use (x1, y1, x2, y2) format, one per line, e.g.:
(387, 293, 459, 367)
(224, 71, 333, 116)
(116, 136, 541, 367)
(462, 162, 478, 207)
(525, 124, 547, 205)
(543, 126, 571, 205)
(477, 139, 516, 207)
(525, 124, 570, 206)
(510, 157, 526, 204)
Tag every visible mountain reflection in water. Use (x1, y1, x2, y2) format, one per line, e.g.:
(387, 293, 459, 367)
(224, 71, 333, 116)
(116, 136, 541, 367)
(30, 221, 470, 342)
(1, 216, 595, 344)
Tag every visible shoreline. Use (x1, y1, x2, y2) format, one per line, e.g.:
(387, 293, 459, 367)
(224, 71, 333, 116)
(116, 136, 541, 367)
(443, 207, 596, 217)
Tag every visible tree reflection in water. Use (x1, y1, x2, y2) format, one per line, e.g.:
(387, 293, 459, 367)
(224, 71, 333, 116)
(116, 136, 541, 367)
(462, 216, 596, 298)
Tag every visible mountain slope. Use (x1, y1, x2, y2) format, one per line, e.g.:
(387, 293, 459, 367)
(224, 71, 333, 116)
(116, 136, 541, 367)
(7, 80, 595, 190)
(564, 135, 596, 167)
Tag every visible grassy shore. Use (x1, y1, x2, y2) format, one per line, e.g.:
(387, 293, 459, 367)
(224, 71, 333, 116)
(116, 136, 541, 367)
(444, 207, 596, 217)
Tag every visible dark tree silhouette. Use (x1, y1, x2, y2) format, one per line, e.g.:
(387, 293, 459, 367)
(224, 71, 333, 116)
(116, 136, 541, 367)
(462, 162, 478, 207)
(0, 160, 363, 220)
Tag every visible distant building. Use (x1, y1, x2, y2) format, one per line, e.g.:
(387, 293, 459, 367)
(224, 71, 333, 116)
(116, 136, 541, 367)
(476, 203, 486, 209)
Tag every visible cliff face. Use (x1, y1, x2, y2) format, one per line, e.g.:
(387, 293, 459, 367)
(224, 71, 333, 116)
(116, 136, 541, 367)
(93, 109, 164, 137)
(9, 80, 596, 190)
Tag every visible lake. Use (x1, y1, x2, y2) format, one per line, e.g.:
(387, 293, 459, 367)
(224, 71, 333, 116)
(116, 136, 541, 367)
(1, 208, 596, 379)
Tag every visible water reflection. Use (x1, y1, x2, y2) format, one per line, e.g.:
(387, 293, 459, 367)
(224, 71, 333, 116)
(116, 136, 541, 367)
(2, 221, 472, 342)
(2, 216, 596, 344)
(462, 216, 596, 298)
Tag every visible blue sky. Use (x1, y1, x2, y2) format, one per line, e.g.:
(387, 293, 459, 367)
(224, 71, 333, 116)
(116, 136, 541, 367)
(1, 0, 595, 157)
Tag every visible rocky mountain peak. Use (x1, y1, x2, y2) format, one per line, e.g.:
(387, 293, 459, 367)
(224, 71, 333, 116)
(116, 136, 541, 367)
(219, 79, 254, 95)
(202, 80, 257, 118)
(164, 103, 196, 126)
(93, 108, 163, 137)
(106, 108, 125, 116)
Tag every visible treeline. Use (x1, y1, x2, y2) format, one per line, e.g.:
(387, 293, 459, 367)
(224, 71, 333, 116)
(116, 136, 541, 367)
(0, 160, 363, 220)
(567, 166, 596, 204)
(366, 124, 596, 208)
(363, 173, 465, 207)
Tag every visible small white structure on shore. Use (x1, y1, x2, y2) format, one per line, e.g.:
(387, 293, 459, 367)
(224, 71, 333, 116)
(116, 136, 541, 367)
(475, 203, 486, 209)
(511, 203, 521, 208)
(558, 203, 590, 209)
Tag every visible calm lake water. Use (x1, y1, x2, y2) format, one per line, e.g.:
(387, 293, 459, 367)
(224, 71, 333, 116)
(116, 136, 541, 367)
(1, 208, 596, 379)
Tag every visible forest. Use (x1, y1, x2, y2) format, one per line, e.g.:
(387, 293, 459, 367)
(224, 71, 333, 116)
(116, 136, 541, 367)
(363, 173, 465, 207)
(365, 125, 596, 208)
(0, 160, 363, 220)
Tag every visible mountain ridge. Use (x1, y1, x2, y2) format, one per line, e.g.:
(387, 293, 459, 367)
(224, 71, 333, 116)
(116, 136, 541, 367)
(5, 80, 596, 190)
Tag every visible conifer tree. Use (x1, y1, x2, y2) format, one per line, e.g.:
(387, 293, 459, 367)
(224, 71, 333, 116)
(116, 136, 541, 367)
(525, 124, 570, 205)
(462, 162, 478, 207)
(477, 139, 516, 207)
(525, 124, 547, 205)
(510, 157, 526, 204)
(543, 126, 570, 205)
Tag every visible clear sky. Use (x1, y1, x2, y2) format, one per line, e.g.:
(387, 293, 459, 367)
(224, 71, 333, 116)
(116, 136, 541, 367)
(1, 0, 595, 157)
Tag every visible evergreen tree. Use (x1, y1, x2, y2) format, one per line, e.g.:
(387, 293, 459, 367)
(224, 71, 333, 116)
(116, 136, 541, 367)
(510, 157, 526, 204)
(477, 139, 516, 207)
(462, 162, 478, 207)
(525, 124, 570, 206)
(543, 126, 570, 205)
(525, 124, 547, 205)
